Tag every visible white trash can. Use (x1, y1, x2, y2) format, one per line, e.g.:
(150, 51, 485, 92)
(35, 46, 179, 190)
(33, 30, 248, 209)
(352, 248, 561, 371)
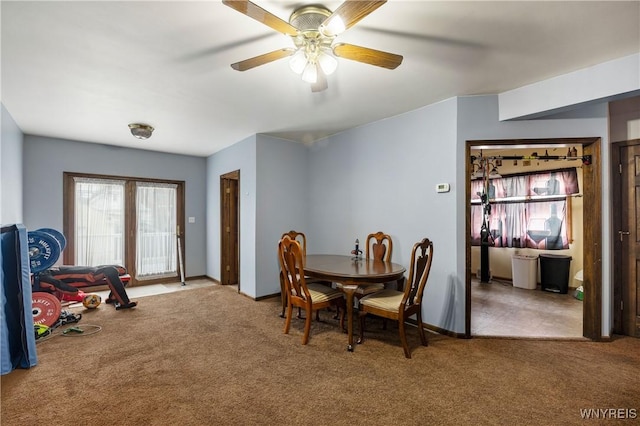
(511, 255, 538, 289)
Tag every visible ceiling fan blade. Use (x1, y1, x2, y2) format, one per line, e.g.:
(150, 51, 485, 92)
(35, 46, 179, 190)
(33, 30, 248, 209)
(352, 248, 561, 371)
(311, 66, 328, 92)
(231, 48, 294, 71)
(222, 0, 299, 36)
(320, 0, 386, 36)
(333, 43, 403, 69)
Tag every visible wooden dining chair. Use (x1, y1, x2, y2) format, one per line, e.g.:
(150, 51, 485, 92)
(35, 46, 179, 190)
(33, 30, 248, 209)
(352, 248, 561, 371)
(278, 230, 333, 318)
(337, 231, 393, 298)
(282, 230, 308, 256)
(279, 235, 345, 345)
(358, 238, 434, 358)
(278, 230, 306, 318)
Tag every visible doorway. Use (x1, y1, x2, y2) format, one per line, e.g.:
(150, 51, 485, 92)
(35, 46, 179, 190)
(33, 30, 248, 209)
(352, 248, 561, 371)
(612, 139, 640, 337)
(465, 137, 602, 339)
(220, 170, 240, 289)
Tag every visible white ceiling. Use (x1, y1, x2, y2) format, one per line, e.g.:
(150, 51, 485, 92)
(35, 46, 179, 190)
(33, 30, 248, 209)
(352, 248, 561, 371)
(2, 1, 639, 157)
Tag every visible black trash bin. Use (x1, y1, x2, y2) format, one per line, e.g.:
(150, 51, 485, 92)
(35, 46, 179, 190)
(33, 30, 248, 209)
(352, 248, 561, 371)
(539, 254, 572, 294)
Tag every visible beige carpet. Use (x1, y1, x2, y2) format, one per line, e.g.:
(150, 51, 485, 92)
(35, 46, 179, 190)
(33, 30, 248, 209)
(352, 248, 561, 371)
(2, 284, 639, 425)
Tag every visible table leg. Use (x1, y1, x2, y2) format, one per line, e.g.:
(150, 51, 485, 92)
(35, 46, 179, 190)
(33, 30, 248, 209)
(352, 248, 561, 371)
(341, 284, 357, 352)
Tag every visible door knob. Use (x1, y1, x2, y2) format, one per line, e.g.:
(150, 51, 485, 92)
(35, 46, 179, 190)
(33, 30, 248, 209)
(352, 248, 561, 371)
(618, 230, 630, 241)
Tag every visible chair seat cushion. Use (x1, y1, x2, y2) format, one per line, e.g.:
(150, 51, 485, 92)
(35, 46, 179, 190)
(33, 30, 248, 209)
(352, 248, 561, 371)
(335, 282, 384, 295)
(359, 289, 403, 311)
(307, 283, 344, 303)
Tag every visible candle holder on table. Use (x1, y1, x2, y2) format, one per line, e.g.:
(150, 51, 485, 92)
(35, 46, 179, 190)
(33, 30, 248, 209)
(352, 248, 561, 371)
(351, 238, 363, 260)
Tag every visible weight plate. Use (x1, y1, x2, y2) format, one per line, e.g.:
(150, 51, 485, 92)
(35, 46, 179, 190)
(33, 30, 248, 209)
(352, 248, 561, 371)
(32, 292, 62, 327)
(28, 230, 61, 273)
(36, 228, 67, 251)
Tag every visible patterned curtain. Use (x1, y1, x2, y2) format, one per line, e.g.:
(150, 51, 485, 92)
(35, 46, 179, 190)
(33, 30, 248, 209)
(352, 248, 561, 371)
(471, 168, 578, 250)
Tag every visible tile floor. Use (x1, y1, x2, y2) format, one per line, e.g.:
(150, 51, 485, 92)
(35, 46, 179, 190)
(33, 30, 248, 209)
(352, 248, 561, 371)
(471, 278, 584, 338)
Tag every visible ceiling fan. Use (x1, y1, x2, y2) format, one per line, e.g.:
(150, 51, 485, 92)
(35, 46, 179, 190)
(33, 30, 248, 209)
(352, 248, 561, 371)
(222, 0, 403, 92)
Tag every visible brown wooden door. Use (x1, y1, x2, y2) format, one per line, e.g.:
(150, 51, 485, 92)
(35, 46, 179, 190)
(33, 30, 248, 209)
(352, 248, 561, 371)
(220, 171, 239, 287)
(620, 144, 640, 337)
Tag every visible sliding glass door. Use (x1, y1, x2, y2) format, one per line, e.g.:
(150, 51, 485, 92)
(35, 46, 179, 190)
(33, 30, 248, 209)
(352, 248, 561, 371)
(135, 182, 177, 278)
(64, 173, 184, 284)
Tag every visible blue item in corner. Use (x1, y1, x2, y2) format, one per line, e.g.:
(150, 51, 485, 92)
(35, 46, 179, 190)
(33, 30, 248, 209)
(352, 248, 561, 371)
(1, 224, 38, 375)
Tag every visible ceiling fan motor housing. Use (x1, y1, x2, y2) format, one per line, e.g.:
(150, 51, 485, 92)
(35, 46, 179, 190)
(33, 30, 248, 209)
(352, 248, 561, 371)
(289, 6, 334, 50)
(289, 6, 331, 32)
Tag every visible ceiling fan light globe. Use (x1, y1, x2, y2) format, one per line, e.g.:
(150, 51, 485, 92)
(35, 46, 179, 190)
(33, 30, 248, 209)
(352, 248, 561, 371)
(289, 49, 307, 74)
(320, 17, 345, 37)
(301, 62, 318, 83)
(318, 51, 338, 75)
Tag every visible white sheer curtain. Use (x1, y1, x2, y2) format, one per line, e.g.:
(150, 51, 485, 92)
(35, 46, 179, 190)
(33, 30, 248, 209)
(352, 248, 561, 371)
(135, 182, 177, 277)
(74, 177, 125, 266)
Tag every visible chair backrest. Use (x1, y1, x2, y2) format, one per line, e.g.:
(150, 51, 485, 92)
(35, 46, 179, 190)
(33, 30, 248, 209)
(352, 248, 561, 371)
(278, 235, 310, 302)
(402, 238, 434, 307)
(366, 231, 393, 261)
(281, 230, 307, 256)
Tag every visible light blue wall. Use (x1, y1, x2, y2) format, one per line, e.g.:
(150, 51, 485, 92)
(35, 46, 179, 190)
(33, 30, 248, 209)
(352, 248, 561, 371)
(1, 104, 24, 225)
(305, 95, 609, 335)
(256, 135, 309, 297)
(206, 135, 257, 297)
(205, 135, 310, 299)
(22, 135, 207, 276)
(308, 98, 461, 331)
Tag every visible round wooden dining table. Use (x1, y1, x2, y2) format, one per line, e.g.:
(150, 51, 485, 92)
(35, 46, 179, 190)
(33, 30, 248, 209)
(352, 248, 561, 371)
(304, 254, 406, 352)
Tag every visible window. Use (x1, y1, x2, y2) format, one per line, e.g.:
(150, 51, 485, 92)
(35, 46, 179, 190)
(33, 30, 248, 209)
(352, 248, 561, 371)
(64, 173, 185, 284)
(74, 177, 125, 265)
(470, 168, 579, 250)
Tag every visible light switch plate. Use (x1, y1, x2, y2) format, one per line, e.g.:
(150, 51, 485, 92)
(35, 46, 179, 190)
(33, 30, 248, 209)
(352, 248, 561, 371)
(188, 217, 196, 223)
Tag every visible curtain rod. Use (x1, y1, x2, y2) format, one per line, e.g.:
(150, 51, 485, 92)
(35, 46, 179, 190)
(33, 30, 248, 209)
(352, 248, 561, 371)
(471, 154, 592, 165)
(471, 193, 583, 205)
